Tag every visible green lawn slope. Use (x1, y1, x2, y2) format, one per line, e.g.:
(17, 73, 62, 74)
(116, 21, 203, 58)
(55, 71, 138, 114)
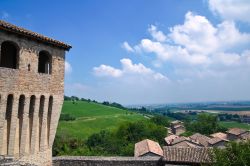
(56, 101, 145, 139)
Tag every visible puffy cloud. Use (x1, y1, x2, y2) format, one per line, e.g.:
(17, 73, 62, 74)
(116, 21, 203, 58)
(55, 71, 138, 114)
(133, 12, 250, 69)
(148, 25, 167, 42)
(122, 41, 135, 52)
(208, 0, 250, 23)
(93, 58, 168, 81)
(65, 61, 72, 74)
(93, 64, 122, 77)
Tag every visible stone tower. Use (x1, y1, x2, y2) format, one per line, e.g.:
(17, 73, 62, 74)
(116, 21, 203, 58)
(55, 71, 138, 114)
(0, 20, 71, 165)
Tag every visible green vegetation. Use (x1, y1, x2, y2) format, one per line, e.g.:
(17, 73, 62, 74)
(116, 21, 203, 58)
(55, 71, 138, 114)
(85, 120, 166, 156)
(219, 121, 250, 130)
(185, 113, 227, 135)
(57, 101, 145, 139)
(54, 101, 168, 156)
(212, 141, 250, 166)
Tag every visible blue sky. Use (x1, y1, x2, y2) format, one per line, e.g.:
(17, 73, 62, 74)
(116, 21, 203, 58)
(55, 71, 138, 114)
(1, 0, 250, 105)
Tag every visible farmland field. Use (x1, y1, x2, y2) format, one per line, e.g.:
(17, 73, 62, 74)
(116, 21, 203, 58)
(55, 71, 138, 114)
(219, 121, 250, 130)
(56, 101, 146, 139)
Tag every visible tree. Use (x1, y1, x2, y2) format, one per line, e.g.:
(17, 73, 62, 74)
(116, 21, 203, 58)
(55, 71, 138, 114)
(186, 113, 226, 135)
(150, 115, 170, 127)
(212, 141, 250, 166)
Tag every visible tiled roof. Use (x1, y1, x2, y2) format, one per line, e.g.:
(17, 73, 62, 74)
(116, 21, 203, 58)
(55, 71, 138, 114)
(164, 135, 179, 145)
(210, 132, 228, 140)
(208, 137, 227, 145)
(134, 139, 163, 157)
(172, 141, 200, 148)
(0, 20, 71, 50)
(173, 124, 184, 129)
(240, 132, 250, 140)
(171, 120, 183, 125)
(163, 147, 212, 164)
(189, 133, 211, 147)
(171, 136, 188, 145)
(227, 128, 247, 136)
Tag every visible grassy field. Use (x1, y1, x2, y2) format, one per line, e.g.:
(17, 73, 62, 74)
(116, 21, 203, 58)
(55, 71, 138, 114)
(219, 121, 250, 130)
(56, 101, 145, 139)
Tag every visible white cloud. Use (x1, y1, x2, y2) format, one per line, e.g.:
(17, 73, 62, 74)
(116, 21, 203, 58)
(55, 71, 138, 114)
(122, 41, 134, 52)
(148, 25, 167, 42)
(208, 0, 250, 23)
(133, 12, 250, 68)
(93, 58, 168, 81)
(65, 61, 72, 74)
(93, 64, 122, 77)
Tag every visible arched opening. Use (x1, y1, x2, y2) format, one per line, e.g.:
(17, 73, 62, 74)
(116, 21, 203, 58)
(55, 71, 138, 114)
(18, 95, 25, 153)
(0, 41, 19, 69)
(47, 96, 53, 146)
(38, 95, 45, 150)
(38, 51, 51, 74)
(5, 94, 13, 155)
(29, 95, 36, 152)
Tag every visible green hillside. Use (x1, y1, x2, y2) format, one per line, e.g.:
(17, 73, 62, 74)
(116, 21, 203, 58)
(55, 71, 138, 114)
(56, 101, 145, 139)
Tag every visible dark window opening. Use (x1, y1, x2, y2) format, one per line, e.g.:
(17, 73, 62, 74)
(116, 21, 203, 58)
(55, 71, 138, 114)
(29, 95, 36, 152)
(6, 94, 13, 155)
(38, 51, 51, 74)
(39, 95, 45, 150)
(18, 95, 25, 152)
(47, 96, 53, 146)
(0, 41, 19, 69)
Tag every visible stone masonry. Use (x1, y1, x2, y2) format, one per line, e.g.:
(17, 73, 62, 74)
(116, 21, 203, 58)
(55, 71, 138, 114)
(0, 20, 71, 165)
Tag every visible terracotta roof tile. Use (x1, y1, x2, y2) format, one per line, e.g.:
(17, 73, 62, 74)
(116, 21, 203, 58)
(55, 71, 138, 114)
(0, 20, 71, 50)
(189, 133, 211, 147)
(210, 132, 228, 140)
(227, 128, 247, 136)
(172, 141, 200, 148)
(171, 120, 183, 125)
(163, 146, 212, 164)
(164, 135, 179, 145)
(208, 137, 227, 145)
(240, 132, 250, 140)
(134, 139, 163, 157)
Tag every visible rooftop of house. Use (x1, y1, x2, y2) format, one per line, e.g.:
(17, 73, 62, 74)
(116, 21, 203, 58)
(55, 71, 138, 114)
(208, 137, 227, 145)
(240, 132, 250, 140)
(134, 139, 163, 157)
(172, 140, 201, 148)
(173, 124, 185, 129)
(210, 132, 228, 140)
(170, 120, 183, 125)
(171, 136, 189, 145)
(189, 133, 211, 147)
(163, 147, 212, 164)
(227, 128, 247, 136)
(0, 20, 72, 50)
(164, 135, 179, 145)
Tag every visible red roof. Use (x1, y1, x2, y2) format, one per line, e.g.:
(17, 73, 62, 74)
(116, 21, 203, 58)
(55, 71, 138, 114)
(227, 128, 247, 136)
(0, 20, 71, 50)
(134, 139, 163, 157)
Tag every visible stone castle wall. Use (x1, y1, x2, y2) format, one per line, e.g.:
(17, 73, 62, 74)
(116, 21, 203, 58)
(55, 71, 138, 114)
(53, 156, 165, 166)
(0, 30, 65, 165)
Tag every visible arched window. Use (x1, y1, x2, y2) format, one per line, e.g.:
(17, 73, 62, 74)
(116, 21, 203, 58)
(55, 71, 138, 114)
(0, 41, 19, 69)
(38, 51, 51, 74)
